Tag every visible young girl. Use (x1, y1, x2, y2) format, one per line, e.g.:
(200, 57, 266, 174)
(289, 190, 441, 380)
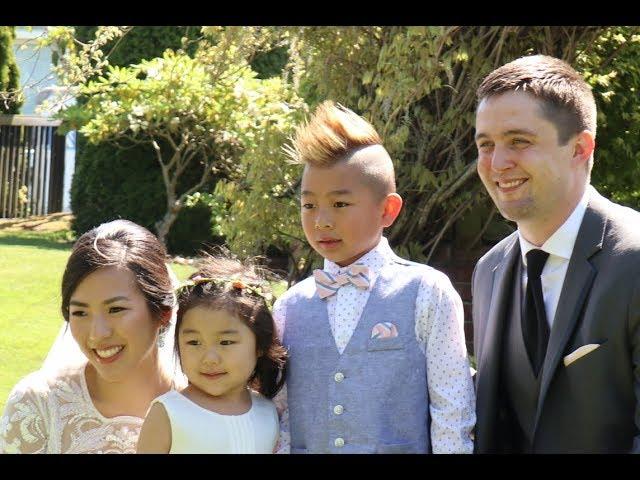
(136, 254, 287, 454)
(0, 220, 181, 454)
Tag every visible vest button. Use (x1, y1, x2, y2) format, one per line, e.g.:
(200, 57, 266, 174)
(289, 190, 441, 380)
(333, 405, 344, 415)
(334, 437, 345, 447)
(334, 372, 345, 382)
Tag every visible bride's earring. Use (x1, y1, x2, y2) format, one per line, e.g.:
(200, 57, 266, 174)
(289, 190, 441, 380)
(157, 325, 167, 348)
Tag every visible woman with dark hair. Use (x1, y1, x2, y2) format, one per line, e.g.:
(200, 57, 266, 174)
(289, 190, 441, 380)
(136, 252, 287, 453)
(0, 220, 184, 453)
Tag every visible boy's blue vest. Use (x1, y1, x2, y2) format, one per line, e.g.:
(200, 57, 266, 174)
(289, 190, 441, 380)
(282, 257, 431, 454)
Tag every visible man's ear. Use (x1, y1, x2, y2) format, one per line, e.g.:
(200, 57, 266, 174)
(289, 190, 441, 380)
(381, 193, 403, 228)
(572, 130, 595, 168)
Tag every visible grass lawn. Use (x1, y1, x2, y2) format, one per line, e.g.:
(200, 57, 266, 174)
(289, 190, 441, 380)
(0, 225, 287, 414)
(0, 229, 195, 413)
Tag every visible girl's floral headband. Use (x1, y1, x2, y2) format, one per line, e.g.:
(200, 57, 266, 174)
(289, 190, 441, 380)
(176, 275, 275, 306)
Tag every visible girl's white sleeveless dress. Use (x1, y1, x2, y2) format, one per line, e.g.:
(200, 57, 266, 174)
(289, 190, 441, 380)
(152, 389, 279, 454)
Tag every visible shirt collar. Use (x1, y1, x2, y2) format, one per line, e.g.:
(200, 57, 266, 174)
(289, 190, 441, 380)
(323, 236, 394, 275)
(518, 187, 591, 266)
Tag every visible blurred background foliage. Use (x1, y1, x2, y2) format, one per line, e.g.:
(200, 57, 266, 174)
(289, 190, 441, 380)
(36, 26, 640, 281)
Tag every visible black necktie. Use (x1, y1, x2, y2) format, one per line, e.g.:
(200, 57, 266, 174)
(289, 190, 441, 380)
(522, 249, 550, 377)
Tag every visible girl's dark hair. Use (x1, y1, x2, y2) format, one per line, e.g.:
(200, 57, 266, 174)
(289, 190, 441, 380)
(61, 220, 175, 323)
(175, 250, 287, 399)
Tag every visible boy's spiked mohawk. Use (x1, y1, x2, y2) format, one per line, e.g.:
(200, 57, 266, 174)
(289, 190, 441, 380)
(288, 100, 381, 166)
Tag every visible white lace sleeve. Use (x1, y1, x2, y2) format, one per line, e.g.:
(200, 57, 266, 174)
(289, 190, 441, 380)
(0, 373, 51, 453)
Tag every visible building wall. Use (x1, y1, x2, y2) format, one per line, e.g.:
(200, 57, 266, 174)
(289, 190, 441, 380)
(13, 26, 75, 213)
(13, 27, 56, 115)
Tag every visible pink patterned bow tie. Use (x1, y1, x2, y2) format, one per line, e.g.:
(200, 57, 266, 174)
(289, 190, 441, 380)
(313, 264, 371, 299)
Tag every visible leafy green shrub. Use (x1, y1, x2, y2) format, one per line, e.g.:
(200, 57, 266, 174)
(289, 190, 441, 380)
(578, 27, 640, 210)
(286, 26, 616, 267)
(69, 26, 215, 252)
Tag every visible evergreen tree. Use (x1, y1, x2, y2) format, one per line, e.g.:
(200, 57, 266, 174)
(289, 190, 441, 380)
(0, 26, 22, 114)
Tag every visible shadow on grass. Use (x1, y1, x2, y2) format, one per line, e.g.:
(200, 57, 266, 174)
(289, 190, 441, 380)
(0, 232, 75, 251)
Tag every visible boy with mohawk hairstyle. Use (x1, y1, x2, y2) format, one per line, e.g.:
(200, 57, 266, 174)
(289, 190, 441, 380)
(273, 100, 475, 454)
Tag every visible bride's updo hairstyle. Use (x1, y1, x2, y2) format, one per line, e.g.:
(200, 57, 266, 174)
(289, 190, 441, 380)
(61, 219, 175, 323)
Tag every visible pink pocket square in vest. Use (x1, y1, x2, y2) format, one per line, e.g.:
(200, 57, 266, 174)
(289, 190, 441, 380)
(371, 322, 399, 339)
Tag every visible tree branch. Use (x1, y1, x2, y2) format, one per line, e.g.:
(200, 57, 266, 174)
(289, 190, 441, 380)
(468, 201, 497, 250)
(425, 196, 472, 264)
(151, 139, 173, 207)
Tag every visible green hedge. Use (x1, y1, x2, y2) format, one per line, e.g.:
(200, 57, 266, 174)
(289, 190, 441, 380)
(71, 137, 163, 236)
(74, 26, 201, 65)
(71, 136, 221, 255)
(251, 46, 288, 79)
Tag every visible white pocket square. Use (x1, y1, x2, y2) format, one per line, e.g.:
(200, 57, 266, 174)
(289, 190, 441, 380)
(563, 344, 601, 367)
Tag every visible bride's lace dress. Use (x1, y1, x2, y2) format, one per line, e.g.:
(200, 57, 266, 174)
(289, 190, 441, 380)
(0, 363, 144, 454)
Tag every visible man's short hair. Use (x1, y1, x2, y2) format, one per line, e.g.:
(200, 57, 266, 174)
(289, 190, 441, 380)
(477, 54, 597, 145)
(290, 100, 396, 197)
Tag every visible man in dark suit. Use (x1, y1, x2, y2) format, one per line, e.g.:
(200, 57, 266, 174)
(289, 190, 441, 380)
(472, 54, 640, 453)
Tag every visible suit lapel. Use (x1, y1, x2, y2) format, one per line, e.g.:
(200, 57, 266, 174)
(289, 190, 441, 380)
(479, 236, 520, 377)
(476, 234, 520, 449)
(533, 192, 607, 433)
